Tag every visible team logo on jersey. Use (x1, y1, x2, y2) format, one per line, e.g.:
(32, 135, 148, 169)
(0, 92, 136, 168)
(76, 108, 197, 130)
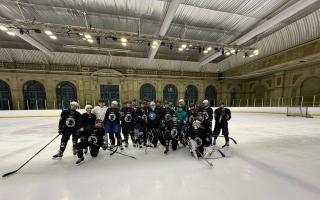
(88, 135, 98, 144)
(194, 137, 203, 147)
(124, 114, 132, 123)
(171, 129, 178, 138)
(66, 117, 76, 128)
(192, 120, 201, 130)
(120, 112, 124, 117)
(108, 113, 116, 121)
(203, 112, 209, 120)
(148, 112, 156, 120)
(164, 114, 172, 122)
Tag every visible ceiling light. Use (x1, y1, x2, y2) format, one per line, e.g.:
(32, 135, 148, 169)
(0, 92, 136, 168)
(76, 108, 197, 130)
(82, 38, 87, 41)
(152, 41, 159, 46)
(85, 34, 92, 39)
(49, 35, 57, 40)
(87, 39, 94, 43)
(44, 30, 53, 36)
(230, 49, 236, 54)
(121, 42, 127, 46)
(121, 38, 127, 43)
(207, 47, 212, 51)
(181, 44, 187, 49)
(151, 45, 157, 49)
(7, 31, 16, 36)
(178, 48, 183, 51)
(189, 44, 193, 47)
(249, 54, 254, 57)
(204, 50, 208, 54)
(253, 49, 259, 55)
(79, 33, 84, 36)
(0, 26, 8, 31)
(226, 52, 231, 56)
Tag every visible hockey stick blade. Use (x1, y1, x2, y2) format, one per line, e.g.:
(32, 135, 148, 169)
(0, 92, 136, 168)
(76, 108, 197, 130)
(217, 149, 226, 157)
(218, 136, 238, 144)
(2, 170, 18, 178)
(109, 146, 118, 156)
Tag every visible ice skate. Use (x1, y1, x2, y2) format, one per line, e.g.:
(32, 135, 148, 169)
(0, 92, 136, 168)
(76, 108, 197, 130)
(52, 150, 63, 159)
(75, 157, 84, 165)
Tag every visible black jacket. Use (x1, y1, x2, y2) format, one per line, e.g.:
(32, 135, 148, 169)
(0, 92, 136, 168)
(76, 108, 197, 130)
(197, 106, 213, 123)
(147, 107, 161, 128)
(120, 107, 135, 125)
(134, 108, 147, 130)
(161, 107, 175, 122)
(80, 113, 96, 130)
(214, 107, 231, 124)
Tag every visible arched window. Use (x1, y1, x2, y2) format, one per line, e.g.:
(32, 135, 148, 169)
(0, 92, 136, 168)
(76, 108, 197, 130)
(140, 83, 156, 102)
(56, 81, 77, 110)
(185, 85, 198, 106)
(163, 84, 178, 107)
(205, 85, 217, 107)
(23, 80, 46, 110)
(0, 80, 12, 110)
(229, 88, 237, 107)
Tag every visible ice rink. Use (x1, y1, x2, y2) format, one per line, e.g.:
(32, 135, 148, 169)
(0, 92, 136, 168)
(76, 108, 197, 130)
(0, 112, 320, 200)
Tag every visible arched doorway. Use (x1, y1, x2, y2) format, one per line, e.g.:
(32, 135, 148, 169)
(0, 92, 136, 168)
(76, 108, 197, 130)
(229, 88, 237, 107)
(56, 81, 77, 110)
(300, 77, 320, 106)
(185, 85, 198, 107)
(163, 84, 178, 107)
(23, 80, 46, 110)
(140, 83, 156, 102)
(0, 80, 12, 110)
(205, 85, 217, 107)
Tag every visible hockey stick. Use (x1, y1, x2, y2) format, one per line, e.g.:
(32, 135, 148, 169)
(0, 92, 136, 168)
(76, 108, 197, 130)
(2, 134, 60, 178)
(186, 140, 213, 167)
(216, 149, 226, 157)
(218, 136, 238, 144)
(111, 151, 137, 160)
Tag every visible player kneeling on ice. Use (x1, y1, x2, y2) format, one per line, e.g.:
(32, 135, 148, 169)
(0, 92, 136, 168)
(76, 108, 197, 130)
(188, 114, 211, 159)
(79, 105, 96, 154)
(161, 116, 180, 154)
(213, 102, 231, 148)
(53, 101, 81, 159)
(75, 119, 104, 165)
(120, 101, 136, 148)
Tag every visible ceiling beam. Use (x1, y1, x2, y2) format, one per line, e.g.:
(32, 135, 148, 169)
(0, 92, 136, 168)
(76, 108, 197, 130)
(199, 0, 318, 67)
(148, 0, 183, 60)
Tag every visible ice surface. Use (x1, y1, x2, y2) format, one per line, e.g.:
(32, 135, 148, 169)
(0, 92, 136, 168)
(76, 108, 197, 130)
(0, 113, 320, 200)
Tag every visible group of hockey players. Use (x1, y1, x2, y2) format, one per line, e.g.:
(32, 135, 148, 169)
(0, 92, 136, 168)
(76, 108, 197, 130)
(52, 98, 231, 165)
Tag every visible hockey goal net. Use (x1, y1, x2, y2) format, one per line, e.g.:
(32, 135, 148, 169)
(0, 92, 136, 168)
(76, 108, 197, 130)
(286, 107, 313, 118)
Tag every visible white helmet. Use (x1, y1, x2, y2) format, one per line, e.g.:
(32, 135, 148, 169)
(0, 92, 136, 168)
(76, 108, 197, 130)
(111, 100, 118, 105)
(203, 99, 209, 104)
(85, 104, 93, 110)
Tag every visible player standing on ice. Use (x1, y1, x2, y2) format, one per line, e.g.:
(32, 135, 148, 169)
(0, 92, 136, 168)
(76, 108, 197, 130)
(213, 102, 231, 147)
(53, 101, 81, 159)
(146, 101, 161, 147)
(92, 99, 108, 149)
(134, 101, 148, 148)
(104, 101, 123, 150)
(120, 101, 136, 147)
(198, 100, 213, 143)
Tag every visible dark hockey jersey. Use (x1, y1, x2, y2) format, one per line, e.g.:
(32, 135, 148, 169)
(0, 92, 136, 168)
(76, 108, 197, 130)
(104, 107, 120, 123)
(120, 107, 135, 124)
(80, 113, 96, 130)
(59, 109, 81, 131)
(161, 107, 175, 122)
(214, 107, 231, 124)
(198, 106, 213, 122)
(147, 107, 161, 128)
(187, 109, 197, 124)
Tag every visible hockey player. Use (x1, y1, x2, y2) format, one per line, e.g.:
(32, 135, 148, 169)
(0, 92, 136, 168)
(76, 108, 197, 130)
(75, 119, 104, 165)
(187, 103, 197, 125)
(188, 113, 211, 158)
(134, 101, 148, 148)
(79, 105, 96, 154)
(159, 101, 174, 148)
(53, 101, 81, 158)
(120, 101, 136, 147)
(104, 100, 123, 150)
(213, 102, 231, 147)
(197, 100, 213, 142)
(175, 106, 188, 146)
(146, 101, 161, 147)
(164, 116, 180, 154)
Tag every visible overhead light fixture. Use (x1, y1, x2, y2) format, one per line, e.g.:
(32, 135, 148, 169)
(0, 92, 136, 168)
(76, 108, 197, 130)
(0, 25, 8, 31)
(253, 49, 259, 55)
(249, 54, 254, 57)
(121, 38, 127, 43)
(82, 38, 87, 41)
(207, 47, 212, 51)
(7, 31, 15, 36)
(230, 49, 236, 54)
(151, 45, 157, 49)
(152, 41, 159, 46)
(121, 42, 127, 46)
(79, 33, 84, 36)
(88, 39, 94, 43)
(204, 50, 208, 54)
(189, 44, 193, 47)
(178, 48, 183, 51)
(226, 52, 231, 56)
(49, 35, 57, 40)
(181, 44, 187, 49)
(44, 30, 53, 36)
(85, 34, 92, 39)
